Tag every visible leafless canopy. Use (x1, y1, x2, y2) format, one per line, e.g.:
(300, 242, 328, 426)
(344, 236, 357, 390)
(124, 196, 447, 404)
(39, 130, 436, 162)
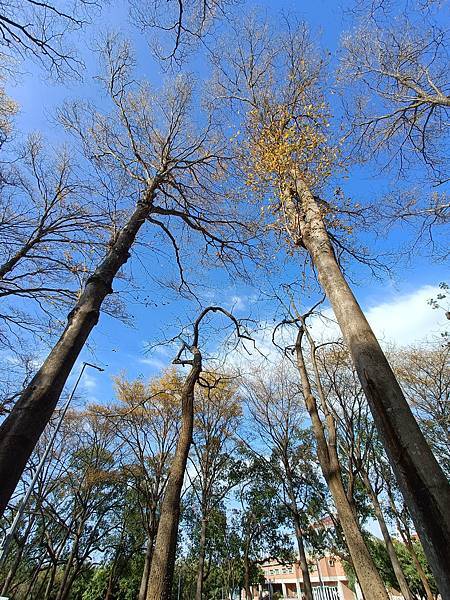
(0, 0, 102, 78)
(130, 0, 237, 63)
(60, 35, 258, 296)
(340, 2, 449, 178)
(0, 134, 109, 349)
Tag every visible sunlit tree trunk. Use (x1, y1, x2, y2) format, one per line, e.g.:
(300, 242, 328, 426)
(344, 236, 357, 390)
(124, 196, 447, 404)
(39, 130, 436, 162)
(295, 328, 389, 600)
(195, 516, 208, 600)
(138, 534, 155, 600)
(146, 349, 202, 600)
(361, 470, 413, 600)
(0, 183, 158, 517)
(287, 178, 450, 596)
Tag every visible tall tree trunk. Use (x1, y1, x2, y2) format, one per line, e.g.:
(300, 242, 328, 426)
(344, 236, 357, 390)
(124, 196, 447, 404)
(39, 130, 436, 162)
(388, 498, 434, 600)
(104, 569, 115, 600)
(23, 554, 45, 599)
(294, 521, 313, 600)
(243, 552, 252, 600)
(295, 329, 389, 600)
(43, 561, 58, 600)
(146, 349, 202, 600)
(0, 183, 158, 517)
(1, 546, 23, 595)
(138, 533, 155, 600)
(361, 470, 413, 600)
(290, 503, 313, 600)
(195, 516, 208, 600)
(58, 566, 82, 600)
(55, 539, 78, 600)
(288, 178, 450, 596)
(405, 541, 434, 600)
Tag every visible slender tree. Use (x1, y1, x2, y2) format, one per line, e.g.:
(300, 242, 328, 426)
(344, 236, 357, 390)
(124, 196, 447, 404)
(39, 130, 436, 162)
(243, 364, 326, 600)
(147, 307, 251, 600)
(317, 347, 414, 600)
(187, 372, 241, 600)
(232, 456, 294, 600)
(277, 308, 389, 599)
(107, 371, 181, 600)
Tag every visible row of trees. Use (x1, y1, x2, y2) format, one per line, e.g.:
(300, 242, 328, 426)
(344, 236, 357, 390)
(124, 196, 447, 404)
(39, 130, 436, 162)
(0, 0, 448, 597)
(1, 341, 446, 599)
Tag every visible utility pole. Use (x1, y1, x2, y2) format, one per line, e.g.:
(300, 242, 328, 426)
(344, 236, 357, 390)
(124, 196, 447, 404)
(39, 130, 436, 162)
(0, 362, 104, 566)
(177, 569, 182, 600)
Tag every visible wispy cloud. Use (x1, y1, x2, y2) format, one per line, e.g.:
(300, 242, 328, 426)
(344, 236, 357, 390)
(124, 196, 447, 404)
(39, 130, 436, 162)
(220, 284, 446, 374)
(309, 284, 445, 347)
(82, 372, 98, 391)
(139, 356, 168, 371)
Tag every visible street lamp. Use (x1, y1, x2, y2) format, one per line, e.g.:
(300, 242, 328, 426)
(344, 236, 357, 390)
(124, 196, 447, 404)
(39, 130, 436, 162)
(0, 361, 104, 566)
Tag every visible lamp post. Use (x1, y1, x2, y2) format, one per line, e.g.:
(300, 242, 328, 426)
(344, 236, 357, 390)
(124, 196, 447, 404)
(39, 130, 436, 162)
(0, 361, 104, 566)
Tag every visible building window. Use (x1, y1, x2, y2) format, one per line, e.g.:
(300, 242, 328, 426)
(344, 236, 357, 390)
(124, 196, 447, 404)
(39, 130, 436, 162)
(328, 559, 335, 567)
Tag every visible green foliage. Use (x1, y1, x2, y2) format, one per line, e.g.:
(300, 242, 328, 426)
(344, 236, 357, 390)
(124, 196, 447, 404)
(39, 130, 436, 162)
(361, 534, 437, 597)
(81, 567, 110, 600)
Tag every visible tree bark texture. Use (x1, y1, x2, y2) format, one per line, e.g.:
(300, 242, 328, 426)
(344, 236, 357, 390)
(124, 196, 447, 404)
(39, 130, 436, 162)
(0, 184, 158, 517)
(146, 349, 202, 600)
(138, 535, 155, 600)
(289, 178, 450, 597)
(361, 470, 413, 600)
(290, 501, 313, 600)
(243, 553, 252, 600)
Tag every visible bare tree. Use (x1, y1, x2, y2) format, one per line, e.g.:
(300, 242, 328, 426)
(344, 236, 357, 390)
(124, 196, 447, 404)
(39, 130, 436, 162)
(187, 371, 241, 600)
(106, 371, 181, 600)
(0, 134, 109, 352)
(340, 0, 449, 184)
(130, 0, 237, 63)
(0, 36, 255, 518)
(273, 306, 389, 600)
(211, 15, 450, 595)
(243, 364, 323, 600)
(0, 0, 101, 78)
(147, 306, 252, 600)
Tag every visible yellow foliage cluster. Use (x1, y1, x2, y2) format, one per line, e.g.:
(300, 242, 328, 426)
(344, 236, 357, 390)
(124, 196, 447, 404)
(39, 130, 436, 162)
(113, 368, 182, 419)
(84, 466, 119, 487)
(194, 372, 242, 426)
(244, 101, 337, 194)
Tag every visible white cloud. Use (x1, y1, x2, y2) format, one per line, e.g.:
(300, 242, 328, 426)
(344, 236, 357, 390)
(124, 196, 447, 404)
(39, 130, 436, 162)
(230, 295, 246, 311)
(363, 285, 444, 346)
(82, 372, 98, 391)
(139, 356, 168, 371)
(220, 284, 446, 373)
(310, 284, 445, 347)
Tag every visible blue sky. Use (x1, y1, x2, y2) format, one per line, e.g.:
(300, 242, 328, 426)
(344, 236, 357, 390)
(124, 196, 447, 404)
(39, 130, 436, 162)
(5, 0, 448, 407)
